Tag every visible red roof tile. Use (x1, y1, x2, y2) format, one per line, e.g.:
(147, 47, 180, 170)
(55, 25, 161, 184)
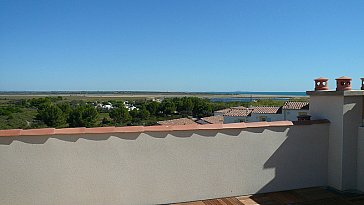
(157, 118, 197, 125)
(0, 129, 22, 137)
(251, 106, 282, 114)
(283, 102, 309, 110)
(55, 127, 86, 135)
(222, 122, 247, 129)
(223, 108, 252, 117)
(21, 128, 55, 136)
(197, 124, 223, 130)
(201, 116, 224, 124)
(231, 106, 247, 109)
(214, 108, 232, 114)
(144, 125, 173, 132)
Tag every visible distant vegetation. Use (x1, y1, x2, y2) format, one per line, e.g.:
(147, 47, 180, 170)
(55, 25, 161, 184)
(0, 96, 307, 130)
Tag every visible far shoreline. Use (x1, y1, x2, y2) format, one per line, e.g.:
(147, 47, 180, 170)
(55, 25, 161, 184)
(0, 92, 308, 100)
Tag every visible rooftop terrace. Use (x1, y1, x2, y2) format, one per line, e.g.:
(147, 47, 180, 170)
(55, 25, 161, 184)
(174, 187, 364, 205)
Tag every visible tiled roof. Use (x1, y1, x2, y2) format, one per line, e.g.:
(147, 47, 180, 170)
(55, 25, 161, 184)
(157, 118, 197, 125)
(214, 108, 232, 114)
(231, 106, 247, 109)
(223, 109, 252, 117)
(201, 116, 224, 124)
(283, 101, 309, 110)
(251, 106, 282, 114)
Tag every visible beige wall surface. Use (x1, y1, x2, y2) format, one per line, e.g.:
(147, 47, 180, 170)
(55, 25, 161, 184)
(342, 96, 363, 189)
(358, 127, 364, 192)
(0, 124, 329, 205)
(309, 95, 344, 190)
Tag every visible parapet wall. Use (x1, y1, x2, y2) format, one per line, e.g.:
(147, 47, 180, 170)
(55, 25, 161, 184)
(0, 121, 329, 205)
(358, 127, 364, 192)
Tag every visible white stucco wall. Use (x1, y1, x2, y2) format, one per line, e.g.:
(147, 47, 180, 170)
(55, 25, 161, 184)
(214, 111, 225, 116)
(357, 127, 364, 192)
(342, 96, 363, 189)
(309, 95, 344, 190)
(309, 94, 363, 191)
(283, 109, 309, 121)
(223, 114, 284, 123)
(0, 124, 329, 205)
(249, 113, 284, 122)
(223, 116, 247, 123)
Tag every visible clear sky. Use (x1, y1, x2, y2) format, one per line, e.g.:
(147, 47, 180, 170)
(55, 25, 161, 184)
(1, 0, 363, 92)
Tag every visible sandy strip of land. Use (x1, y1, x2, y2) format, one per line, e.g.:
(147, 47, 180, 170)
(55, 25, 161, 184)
(0, 93, 307, 100)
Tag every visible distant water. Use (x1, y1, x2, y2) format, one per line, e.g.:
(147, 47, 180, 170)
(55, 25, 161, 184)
(207, 91, 307, 96)
(210, 97, 291, 102)
(209, 92, 306, 102)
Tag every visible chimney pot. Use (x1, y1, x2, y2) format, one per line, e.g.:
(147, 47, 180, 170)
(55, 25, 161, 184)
(314, 77, 329, 91)
(297, 115, 311, 121)
(335, 76, 352, 91)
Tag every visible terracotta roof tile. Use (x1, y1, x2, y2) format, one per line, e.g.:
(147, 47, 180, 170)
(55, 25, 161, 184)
(223, 108, 252, 117)
(157, 118, 197, 125)
(222, 122, 247, 129)
(214, 108, 232, 114)
(55, 127, 86, 135)
(251, 106, 282, 114)
(231, 106, 247, 109)
(0, 129, 22, 137)
(283, 102, 309, 110)
(21, 128, 55, 136)
(201, 116, 224, 124)
(197, 124, 223, 130)
(0, 120, 299, 137)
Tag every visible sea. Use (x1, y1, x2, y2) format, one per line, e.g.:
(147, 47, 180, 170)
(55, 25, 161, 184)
(208, 92, 307, 102)
(0, 91, 307, 103)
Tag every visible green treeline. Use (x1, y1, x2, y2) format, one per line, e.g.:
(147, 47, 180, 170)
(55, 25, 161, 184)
(0, 96, 290, 129)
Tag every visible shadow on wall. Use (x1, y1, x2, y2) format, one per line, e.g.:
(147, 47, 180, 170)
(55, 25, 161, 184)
(0, 132, 142, 145)
(257, 125, 329, 195)
(0, 127, 261, 145)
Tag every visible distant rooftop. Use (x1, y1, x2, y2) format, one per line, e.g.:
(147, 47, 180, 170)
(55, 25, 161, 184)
(223, 108, 252, 117)
(283, 101, 309, 110)
(157, 118, 197, 126)
(251, 106, 282, 114)
(200, 116, 224, 124)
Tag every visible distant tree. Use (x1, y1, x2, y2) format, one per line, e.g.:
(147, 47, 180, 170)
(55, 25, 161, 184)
(0, 106, 22, 116)
(181, 97, 194, 115)
(160, 99, 176, 115)
(37, 104, 66, 128)
(14, 99, 30, 108)
(68, 104, 99, 127)
(109, 107, 131, 124)
(192, 99, 213, 118)
(101, 117, 111, 125)
(29, 97, 52, 109)
(57, 102, 71, 115)
(146, 101, 159, 116)
(138, 106, 150, 119)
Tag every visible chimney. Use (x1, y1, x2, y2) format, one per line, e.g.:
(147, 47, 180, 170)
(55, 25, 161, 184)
(314, 77, 329, 91)
(297, 114, 311, 121)
(307, 76, 363, 191)
(361, 78, 364, 90)
(336, 76, 352, 91)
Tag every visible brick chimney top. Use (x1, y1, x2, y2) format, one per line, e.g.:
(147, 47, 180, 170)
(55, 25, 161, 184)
(314, 77, 329, 91)
(336, 76, 352, 91)
(336, 76, 352, 80)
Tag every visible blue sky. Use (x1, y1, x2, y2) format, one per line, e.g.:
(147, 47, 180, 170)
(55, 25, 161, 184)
(1, 0, 363, 92)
